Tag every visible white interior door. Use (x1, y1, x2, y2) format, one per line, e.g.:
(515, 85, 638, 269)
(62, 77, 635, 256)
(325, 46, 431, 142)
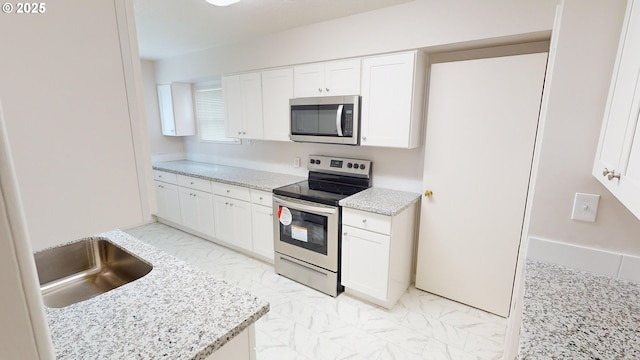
(415, 53, 547, 317)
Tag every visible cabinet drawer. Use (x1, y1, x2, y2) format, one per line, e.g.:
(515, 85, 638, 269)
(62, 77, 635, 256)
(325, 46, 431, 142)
(343, 208, 391, 235)
(250, 189, 273, 206)
(212, 182, 251, 201)
(177, 174, 212, 192)
(153, 170, 177, 184)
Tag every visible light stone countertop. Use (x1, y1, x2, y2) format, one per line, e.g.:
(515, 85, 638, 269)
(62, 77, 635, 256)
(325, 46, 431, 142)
(520, 259, 640, 358)
(340, 187, 421, 216)
(153, 160, 305, 191)
(42, 230, 269, 360)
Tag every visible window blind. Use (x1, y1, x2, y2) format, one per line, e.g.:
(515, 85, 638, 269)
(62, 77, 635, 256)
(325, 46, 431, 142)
(194, 87, 238, 143)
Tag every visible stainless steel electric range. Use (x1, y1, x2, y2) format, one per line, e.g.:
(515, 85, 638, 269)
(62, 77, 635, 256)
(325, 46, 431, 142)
(272, 155, 372, 296)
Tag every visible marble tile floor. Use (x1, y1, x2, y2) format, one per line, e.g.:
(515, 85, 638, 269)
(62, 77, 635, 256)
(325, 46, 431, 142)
(520, 259, 640, 359)
(125, 222, 507, 360)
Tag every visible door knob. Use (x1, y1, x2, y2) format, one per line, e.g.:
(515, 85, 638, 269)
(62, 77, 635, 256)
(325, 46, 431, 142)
(424, 190, 433, 197)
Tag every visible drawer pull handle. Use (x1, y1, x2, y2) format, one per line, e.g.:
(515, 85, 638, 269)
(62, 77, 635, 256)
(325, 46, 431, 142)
(226, 189, 230, 193)
(259, 196, 263, 200)
(362, 219, 367, 223)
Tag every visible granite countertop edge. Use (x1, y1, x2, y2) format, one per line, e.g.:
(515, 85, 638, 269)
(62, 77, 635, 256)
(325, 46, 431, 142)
(40, 229, 269, 360)
(339, 187, 421, 216)
(152, 160, 305, 192)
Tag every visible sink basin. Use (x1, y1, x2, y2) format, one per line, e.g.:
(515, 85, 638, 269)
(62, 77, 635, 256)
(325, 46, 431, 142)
(34, 238, 153, 308)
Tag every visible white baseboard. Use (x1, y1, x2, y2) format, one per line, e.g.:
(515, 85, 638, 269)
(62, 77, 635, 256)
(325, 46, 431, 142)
(527, 237, 640, 282)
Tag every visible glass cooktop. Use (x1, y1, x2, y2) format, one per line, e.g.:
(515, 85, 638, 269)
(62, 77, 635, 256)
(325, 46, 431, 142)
(273, 178, 369, 206)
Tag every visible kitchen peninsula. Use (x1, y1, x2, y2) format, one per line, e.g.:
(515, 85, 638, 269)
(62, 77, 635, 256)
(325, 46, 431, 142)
(42, 230, 268, 360)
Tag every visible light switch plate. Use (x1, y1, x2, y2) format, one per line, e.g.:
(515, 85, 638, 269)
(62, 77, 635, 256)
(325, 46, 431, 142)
(571, 193, 600, 222)
(293, 157, 300, 168)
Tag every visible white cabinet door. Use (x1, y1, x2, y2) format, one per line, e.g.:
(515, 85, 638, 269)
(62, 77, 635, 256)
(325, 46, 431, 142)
(232, 200, 253, 251)
(593, 0, 640, 220)
(157, 84, 176, 135)
(213, 195, 253, 251)
(262, 68, 293, 142)
(293, 59, 361, 97)
(223, 73, 263, 139)
(240, 73, 264, 139)
(154, 181, 181, 224)
(179, 187, 215, 237)
(251, 204, 274, 262)
(342, 225, 390, 300)
(223, 75, 243, 138)
(360, 52, 424, 148)
(157, 83, 196, 136)
(293, 63, 325, 97)
(324, 59, 361, 96)
(214, 195, 235, 243)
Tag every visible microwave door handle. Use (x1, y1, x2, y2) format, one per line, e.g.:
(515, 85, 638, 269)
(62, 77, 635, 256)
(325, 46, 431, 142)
(336, 105, 344, 137)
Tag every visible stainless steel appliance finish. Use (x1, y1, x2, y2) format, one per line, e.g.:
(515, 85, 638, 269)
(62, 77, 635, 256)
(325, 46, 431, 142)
(34, 238, 153, 308)
(273, 196, 339, 272)
(272, 155, 372, 297)
(289, 95, 360, 145)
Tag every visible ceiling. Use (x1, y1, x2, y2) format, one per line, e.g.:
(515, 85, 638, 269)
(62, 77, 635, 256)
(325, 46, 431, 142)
(133, 0, 412, 60)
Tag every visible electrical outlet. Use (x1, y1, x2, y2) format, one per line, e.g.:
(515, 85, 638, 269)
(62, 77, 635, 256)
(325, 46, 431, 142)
(293, 157, 300, 168)
(571, 193, 600, 222)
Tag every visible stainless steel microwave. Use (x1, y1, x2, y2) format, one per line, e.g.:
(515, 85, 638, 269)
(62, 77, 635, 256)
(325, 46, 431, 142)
(289, 95, 360, 145)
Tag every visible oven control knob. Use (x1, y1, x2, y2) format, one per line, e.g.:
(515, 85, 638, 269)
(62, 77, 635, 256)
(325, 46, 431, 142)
(359, 164, 366, 170)
(310, 159, 316, 164)
(316, 160, 321, 165)
(353, 163, 359, 169)
(347, 163, 353, 168)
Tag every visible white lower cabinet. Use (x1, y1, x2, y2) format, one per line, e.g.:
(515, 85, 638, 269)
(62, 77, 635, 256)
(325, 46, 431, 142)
(213, 195, 253, 252)
(342, 226, 390, 300)
(251, 204, 274, 262)
(205, 324, 256, 360)
(341, 204, 417, 309)
(178, 187, 215, 238)
(154, 180, 181, 224)
(154, 170, 278, 262)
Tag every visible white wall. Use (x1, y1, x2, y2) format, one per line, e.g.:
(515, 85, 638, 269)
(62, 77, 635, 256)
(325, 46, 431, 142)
(528, 0, 640, 256)
(154, 0, 558, 83)
(141, 60, 187, 162)
(186, 140, 423, 191)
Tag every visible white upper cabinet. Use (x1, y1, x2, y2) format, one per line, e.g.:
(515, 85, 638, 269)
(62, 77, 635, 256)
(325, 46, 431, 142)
(593, 0, 640, 220)
(157, 83, 196, 136)
(262, 68, 293, 142)
(223, 72, 264, 139)
(360, 51, 426, 149)
(293, 59, 361, 97)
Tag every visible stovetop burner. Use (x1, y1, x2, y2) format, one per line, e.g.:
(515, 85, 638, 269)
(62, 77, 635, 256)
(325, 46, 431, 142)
(273, 155, 372, 206)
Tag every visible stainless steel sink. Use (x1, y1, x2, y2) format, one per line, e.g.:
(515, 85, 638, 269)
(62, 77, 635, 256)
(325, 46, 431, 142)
(34, 238, 153, 308)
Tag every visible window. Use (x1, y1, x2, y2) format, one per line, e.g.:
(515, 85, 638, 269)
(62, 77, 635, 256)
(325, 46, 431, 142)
(194, 86, 239, 143)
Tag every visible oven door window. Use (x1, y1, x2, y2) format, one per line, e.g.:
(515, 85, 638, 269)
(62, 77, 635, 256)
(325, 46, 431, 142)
(279, 206, 328, 255)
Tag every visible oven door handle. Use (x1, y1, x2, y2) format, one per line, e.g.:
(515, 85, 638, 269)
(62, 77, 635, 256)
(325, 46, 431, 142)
(273, 196, 337, 214)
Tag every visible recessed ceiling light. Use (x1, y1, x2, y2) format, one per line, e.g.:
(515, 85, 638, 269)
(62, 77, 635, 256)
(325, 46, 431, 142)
(205, 0, 240, 6)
